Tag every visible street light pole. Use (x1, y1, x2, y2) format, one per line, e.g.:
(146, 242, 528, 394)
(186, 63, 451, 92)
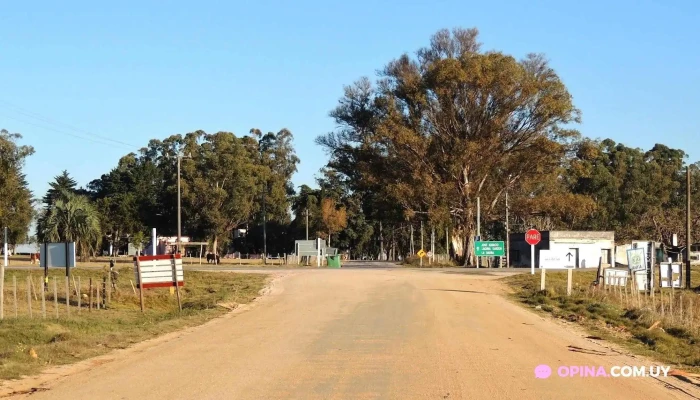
(177, 154, 181, 255)
(176, 151, 191, 256)
(687, 166, 692, 289)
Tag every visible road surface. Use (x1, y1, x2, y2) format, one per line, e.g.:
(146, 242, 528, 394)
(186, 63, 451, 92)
(7, 264, 700, 399)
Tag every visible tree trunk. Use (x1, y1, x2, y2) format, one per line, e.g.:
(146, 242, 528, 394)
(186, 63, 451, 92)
(212, 235, 218, 264)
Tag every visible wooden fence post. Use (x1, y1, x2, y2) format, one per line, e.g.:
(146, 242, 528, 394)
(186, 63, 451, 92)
(77, 276, 81, 312)
(27, 276, 32, 318)
(65, 276, 70, 314)
(13, 275, 17, 318)
(172, 257, 182, 312)
(540, 269, 546, 291)
(41, 281, 46, 319)
(53, 277, 58, 318)
(136, 258, 145, 312)
(102, 277, 107, 309)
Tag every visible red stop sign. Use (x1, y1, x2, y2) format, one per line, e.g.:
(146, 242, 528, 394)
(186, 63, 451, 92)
(525, 229, 541, 246)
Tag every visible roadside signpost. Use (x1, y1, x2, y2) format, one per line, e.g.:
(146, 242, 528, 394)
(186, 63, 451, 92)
(474, 241, 505, 257)
(417, 249, 426, 258)
(134, 254, 184, 312)
(627, 248, 646, 272)
(525, 229, 541, 275)
(539, 249, 575, 294)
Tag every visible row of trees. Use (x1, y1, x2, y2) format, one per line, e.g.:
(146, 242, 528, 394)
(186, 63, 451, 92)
(0, 27, 697, 263)
(316, 27, 700, 264)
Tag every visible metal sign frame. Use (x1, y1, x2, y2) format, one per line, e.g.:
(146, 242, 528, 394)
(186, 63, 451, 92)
(659, 262, 682, 288)
(626, 248, 646, 272)
(539, 250, 574, 269)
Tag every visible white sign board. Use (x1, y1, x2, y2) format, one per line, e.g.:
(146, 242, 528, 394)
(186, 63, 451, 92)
(604, 268, 629, 286)
(134, 254, 184, 289)
(40, 242, 77, 268)
(627, 248, 647, 272)
(539, 250, 574, 269)
(631, 270, 652, 290)
(659, 263, 682, 288)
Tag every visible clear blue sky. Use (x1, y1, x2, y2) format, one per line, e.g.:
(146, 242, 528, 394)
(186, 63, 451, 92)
(1, 0, 698, 201)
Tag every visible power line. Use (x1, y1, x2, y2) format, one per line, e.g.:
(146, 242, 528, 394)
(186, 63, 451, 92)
(0, 100, 141, 150)
(0, 112, 136, 151)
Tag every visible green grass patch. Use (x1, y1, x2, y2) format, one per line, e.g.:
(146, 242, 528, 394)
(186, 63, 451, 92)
(0, 267, 268, 380)
(503, 268, 700, 371)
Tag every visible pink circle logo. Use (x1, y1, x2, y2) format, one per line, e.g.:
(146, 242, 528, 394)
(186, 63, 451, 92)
(534, 364, 552, 379)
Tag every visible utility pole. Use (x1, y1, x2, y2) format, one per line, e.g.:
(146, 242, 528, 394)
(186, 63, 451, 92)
(687, 166, 692, 289)
(260, 144, 267, 264)
(262, 186, 267, 263)
(1, 226, 6, 320)
(177, 154, 181, 255)
(476, 197, 481, 268)
(420, 220, 424, 267)
(176, 152, 192, 256)
(506, 189, 510, 268)
(305, 209, 309, 240)
(446, 227, 449, 261)
(410, 224, 414, 255)
(379, 221, 384, 261)
(431, 227, 435, 265)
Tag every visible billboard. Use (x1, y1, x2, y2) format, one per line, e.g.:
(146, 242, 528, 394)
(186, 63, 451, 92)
(39, 242, 76, 269)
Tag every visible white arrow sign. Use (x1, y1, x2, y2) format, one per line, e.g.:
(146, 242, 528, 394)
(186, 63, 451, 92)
(539, 250, 575, 269)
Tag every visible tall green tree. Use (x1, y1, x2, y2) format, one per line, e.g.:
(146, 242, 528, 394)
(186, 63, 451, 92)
(37, 170, 83, 242)
(566, 139, 687, 243)
(318, 27, 580, 264)
(88, 155, 147, 254)
(38, 191, 102, 260)
(181, 131, 262, 254)
(0, 129, 35, 244)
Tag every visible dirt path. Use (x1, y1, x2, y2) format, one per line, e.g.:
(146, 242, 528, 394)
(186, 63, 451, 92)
(4, 267, 700, 399)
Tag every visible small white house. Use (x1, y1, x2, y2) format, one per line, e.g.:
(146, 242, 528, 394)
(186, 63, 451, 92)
(13, 243, 39, 255)
(509, 231, 615, 269)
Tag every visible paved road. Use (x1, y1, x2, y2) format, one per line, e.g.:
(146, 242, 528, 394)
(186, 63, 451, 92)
(9, 265, 700, 399)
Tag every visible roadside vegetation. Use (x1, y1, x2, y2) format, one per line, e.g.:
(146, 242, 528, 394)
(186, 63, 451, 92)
(503, 268, 700, 372)
(6, 255, 288, 268)
(400, 256, 456, 268)
(0, 267, 268, 380)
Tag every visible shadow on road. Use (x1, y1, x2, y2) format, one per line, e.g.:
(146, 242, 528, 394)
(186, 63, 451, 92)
(424, 288, 491, 295)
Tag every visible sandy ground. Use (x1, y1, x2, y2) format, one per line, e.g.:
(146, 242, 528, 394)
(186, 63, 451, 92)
(2, 265, 700, 400)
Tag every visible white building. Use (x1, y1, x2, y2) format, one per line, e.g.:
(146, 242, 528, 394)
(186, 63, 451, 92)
(143, 236, 191, 255)
(509, 231, 615, 269)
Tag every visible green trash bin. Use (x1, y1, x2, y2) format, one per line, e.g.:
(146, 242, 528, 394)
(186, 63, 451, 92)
(327, 255, 341, 268)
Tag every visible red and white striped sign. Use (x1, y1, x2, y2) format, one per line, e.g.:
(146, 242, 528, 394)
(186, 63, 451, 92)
(134, 254, 184, 289)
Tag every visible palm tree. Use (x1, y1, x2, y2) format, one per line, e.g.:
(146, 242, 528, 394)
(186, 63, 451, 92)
(39, 192, 102, 261)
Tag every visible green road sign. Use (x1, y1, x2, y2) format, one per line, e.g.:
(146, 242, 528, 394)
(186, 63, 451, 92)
(475, 241, 505, 257)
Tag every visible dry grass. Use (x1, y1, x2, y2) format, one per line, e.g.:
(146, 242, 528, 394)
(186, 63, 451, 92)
(401, 256, 456, 268)
(5, 254, 288, 268)
(0, 267, 268, 380)
(503, 267, 700, 371)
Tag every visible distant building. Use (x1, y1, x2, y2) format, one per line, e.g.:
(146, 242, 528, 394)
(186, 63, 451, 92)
(13, 243, 40, 255)
(509, 231, 615, 269)
(233, 229, 247, 239)
(143, 236, 190, 255)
